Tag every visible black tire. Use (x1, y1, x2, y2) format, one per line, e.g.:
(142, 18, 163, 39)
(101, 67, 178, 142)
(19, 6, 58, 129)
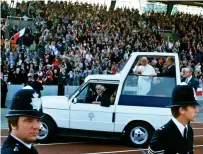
(37, 115, 56, 143)
(125, 122, 153, 147)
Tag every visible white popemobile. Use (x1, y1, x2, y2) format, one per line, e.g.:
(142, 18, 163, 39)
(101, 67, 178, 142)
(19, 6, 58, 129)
(37, 52, 183, 147)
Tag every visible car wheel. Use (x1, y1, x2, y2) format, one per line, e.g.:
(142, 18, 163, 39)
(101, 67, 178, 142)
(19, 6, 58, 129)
(37, 115, 56, 143)
(125, 122, 153, 147)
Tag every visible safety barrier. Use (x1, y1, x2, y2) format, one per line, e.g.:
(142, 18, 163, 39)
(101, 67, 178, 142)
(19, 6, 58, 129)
(6, 84, 79, 101)
(6, 85, 24, 101)
(4, 16, 37, 39)
(5, 84, 203, 101)
(158, 29, 173, 33)
(6, 16, 35, 21)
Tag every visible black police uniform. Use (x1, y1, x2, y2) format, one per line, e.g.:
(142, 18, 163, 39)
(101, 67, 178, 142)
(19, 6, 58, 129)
(182, 77, 199, 92)
(1, 87, 43, 154)
(1, 78, 8, 108)
(1, 135, 38, 154)
(148, 120, 194, 154)
(30, 74, 44, 97)
(148, 85, 200, 154)
(30, 80, 44, 97)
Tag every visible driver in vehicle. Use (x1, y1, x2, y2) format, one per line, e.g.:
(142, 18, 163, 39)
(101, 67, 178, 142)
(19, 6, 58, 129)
(92, 84, 110, 107)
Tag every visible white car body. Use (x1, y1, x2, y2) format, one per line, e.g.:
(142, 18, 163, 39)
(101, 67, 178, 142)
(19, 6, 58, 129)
(39, 52, 181, 146)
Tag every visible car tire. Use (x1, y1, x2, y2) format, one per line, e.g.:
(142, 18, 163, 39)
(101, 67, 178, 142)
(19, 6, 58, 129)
(37, 115, 56, 143)
(125, 122, 153, 147)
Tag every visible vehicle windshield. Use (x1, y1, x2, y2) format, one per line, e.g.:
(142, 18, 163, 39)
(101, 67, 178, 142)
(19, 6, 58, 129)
(68, 82, 86, 99)
(122, 75, 176, 97)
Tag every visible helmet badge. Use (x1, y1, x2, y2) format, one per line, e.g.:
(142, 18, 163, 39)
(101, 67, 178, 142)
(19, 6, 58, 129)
(30, 93, 41, 111)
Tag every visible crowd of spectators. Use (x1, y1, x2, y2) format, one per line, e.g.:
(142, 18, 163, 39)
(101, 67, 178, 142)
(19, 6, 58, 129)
(1, 1, 203, 89)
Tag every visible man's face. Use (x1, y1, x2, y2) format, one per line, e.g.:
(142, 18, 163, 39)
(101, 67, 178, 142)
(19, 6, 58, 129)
(96, 87, 103, 94)
(11, 116, 41, 143)
(184, 70, 192, 78)
(182, 106, 199, 122)
(141, 59, 148, 66)
(16, 68, 20, 74)
(166, 58, 171, 66)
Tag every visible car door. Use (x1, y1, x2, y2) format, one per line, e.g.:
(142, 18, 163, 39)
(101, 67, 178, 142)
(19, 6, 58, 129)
(69, 81, 119, 132)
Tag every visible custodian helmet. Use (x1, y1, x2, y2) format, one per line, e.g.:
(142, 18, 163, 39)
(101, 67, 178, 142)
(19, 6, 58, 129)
(166, 85, 200, 108)
(6, 86, 44, 118)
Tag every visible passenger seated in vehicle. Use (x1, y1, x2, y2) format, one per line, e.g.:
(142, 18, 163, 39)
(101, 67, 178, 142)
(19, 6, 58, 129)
(156, 57, 176, 77)
(92, 84, 110, 107)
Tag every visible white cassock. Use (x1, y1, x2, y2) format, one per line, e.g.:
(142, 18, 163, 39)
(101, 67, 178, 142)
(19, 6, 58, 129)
(133, 64, 156, 95)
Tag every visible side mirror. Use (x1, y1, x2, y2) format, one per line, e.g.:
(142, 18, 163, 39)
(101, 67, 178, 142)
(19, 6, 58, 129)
(73, 98, 77, 104)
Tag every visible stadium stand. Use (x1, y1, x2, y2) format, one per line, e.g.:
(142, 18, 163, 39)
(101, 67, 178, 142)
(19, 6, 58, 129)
(0, 1, 203, 90)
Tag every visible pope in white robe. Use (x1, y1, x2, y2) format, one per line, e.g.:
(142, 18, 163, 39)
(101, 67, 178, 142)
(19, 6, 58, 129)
(133, 58, 157, 95)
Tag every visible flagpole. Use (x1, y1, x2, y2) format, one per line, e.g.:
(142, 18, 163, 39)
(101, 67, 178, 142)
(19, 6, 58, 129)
(9, 36, 13, 41)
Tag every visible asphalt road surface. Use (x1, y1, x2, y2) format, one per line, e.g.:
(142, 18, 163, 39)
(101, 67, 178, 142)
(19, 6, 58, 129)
(1, 119, 203, 154)
(1, 122, 203, 154)
(1, 101, 203, 154)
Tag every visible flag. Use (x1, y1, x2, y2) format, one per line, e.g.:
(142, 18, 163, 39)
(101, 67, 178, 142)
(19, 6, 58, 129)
(12, 28, 25, 41)
(196, 88, 202, 96)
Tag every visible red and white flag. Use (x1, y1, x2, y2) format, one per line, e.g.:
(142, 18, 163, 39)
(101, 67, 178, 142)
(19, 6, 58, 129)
(12, 28, 25, 41)
(196, 88, 202, 96)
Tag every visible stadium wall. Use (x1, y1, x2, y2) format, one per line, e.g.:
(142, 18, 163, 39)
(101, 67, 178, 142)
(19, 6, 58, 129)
(4, 85, 203, 108)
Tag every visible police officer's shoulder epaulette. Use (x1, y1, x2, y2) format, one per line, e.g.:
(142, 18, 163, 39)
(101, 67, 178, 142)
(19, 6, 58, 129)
(8, 143, 23, 154)
(13, 143, 20, 152)
(9, 143, 22, 154)
(158, 126, 165, 131)
(2, 143, 21, 154)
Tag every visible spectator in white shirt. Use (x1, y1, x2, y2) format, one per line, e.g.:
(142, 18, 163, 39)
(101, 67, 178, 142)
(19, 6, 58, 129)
(85, 52, 92, 62)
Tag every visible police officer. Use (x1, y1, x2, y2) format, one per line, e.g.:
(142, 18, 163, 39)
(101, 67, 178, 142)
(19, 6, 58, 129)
(24, 73, 33, 87)
(148, 85, 200, 154)
(1, 72, 8, 108)
(1, 86, 44, 154)
(182, 67, 199, 92)
(30, 74, 43, 97)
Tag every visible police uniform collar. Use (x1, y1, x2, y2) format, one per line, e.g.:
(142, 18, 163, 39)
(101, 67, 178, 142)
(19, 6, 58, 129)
(172, 117, 187, 137)
(10, 134, 32, 149)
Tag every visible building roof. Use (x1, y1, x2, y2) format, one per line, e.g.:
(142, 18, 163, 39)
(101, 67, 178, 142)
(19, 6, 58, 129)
(149, 1, 203, 7)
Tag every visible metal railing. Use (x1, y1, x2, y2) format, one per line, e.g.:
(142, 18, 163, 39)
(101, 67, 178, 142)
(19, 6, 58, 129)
(6, 16, 35, 21)
(4, 84, 203, 102)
